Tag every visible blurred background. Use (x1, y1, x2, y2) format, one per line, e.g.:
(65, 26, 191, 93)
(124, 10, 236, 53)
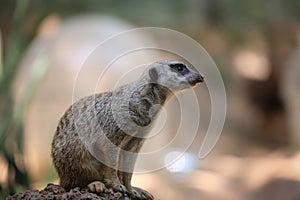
(1, 0, 300, 199)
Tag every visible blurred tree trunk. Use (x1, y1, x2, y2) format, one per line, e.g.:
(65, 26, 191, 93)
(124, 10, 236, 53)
(247, 21, 297, 148)
(204, 0, 299, 148)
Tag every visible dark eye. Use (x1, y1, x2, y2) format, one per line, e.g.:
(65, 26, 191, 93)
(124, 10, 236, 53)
(176, 64, 184, 71)
(169, 63, 188, 74)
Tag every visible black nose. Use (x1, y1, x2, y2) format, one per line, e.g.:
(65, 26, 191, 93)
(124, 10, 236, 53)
(198, 74, 204, 82)
(188, 73, 204, 86)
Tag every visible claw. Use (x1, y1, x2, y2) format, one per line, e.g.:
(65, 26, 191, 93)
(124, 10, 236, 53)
(132, 187, 154, 200)
(104, 179, 127, 193)
(128, 188, 142, 199)
(87, 181, 106, 193)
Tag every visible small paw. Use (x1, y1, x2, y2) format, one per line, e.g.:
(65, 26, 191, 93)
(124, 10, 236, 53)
(131, 187, 154, 200)
(87, 181, 106, 193)
(128, 189, 142, 199)
(104, 179, 127, 193)
(112, 183, 127, 193)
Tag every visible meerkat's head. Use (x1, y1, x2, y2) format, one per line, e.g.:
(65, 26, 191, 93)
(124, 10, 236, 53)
(145, 60, 204, 91)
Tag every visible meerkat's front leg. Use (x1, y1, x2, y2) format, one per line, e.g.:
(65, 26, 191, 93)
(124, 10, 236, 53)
(88, 142, 127, 193)
(119, 150, 154, 200)
(102, 147, 127, 193)
(118, 151, 136, 191)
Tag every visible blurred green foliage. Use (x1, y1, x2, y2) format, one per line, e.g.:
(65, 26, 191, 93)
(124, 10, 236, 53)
(0, 0, 50, 197)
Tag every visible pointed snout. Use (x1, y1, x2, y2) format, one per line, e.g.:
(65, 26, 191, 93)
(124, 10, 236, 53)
(188, 71, 204, 86)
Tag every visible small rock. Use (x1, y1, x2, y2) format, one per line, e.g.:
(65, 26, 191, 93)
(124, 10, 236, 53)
(6, 183, 135, 200)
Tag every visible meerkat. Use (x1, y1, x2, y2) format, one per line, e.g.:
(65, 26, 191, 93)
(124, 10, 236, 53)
(51, 60, 204, 200)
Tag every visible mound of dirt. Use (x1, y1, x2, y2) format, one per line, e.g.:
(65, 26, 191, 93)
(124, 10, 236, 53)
(6, 183, 131, 200)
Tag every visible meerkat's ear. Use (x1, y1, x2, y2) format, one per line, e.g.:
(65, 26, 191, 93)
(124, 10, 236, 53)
(149, 67, 158, 83)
